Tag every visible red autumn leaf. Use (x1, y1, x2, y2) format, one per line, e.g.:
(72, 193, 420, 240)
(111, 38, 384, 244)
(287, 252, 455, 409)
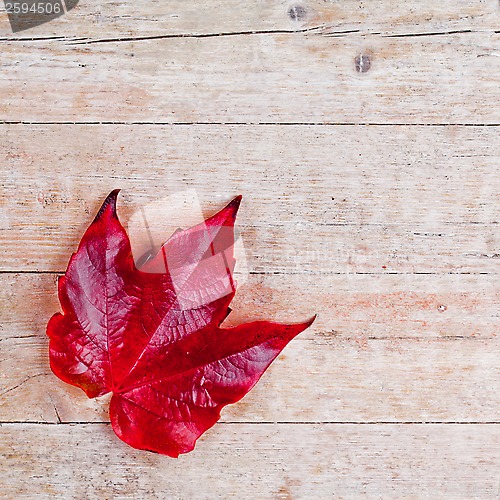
(47, 191, 314, 457)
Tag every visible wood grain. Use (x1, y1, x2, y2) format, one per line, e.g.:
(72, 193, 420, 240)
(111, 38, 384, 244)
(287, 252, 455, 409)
(1, 124, 499, 273)
(1, 0, 500, 496)
(0, 32, 500, 123)
(2, 423, 500, 498)
(1, 0, 498, 39)
(1, 273, 499, 423)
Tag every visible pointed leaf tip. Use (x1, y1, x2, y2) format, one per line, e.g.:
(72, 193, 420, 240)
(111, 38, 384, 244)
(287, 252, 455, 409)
(94, 189, 121, 222)
(225, 194, 242, 209)
(306, 315, 317, 327)
(223, 195, 242, 220)
(291, 315, 316, 335)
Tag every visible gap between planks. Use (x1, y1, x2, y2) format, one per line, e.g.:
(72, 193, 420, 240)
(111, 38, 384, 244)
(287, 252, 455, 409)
(3, 421, 500, 426)
(3, 122, 500, 126)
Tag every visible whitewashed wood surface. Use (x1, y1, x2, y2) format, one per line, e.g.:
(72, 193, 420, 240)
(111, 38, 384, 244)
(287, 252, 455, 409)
(1, 1, 500, 498)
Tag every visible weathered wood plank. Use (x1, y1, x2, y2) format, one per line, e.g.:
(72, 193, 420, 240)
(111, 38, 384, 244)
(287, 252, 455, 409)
(0, 0, 497, 40)
(0, 1, 497, 496)
(1, 273, 499, 423)
(0, 32, 499, 123)
(1, 124, 499, 273)
(2, 272, 499, 342)
(2, 423, 500, 498)
(4, 221, 500, 274)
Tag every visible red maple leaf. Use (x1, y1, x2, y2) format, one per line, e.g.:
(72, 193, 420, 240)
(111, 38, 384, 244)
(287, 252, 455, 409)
(47, 191, 314, 457)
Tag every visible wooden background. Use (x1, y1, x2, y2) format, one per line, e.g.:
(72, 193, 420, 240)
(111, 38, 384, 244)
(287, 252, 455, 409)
(1, 0, 500, 498)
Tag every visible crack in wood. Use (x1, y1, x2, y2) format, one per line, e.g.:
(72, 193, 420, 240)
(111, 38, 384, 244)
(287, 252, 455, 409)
(3, 121, 500, 126)
(383, 29, 474, 38)
(0, 373, 47, 398)
(65, 26, 324, 45)
(0, 26, 490, 45)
